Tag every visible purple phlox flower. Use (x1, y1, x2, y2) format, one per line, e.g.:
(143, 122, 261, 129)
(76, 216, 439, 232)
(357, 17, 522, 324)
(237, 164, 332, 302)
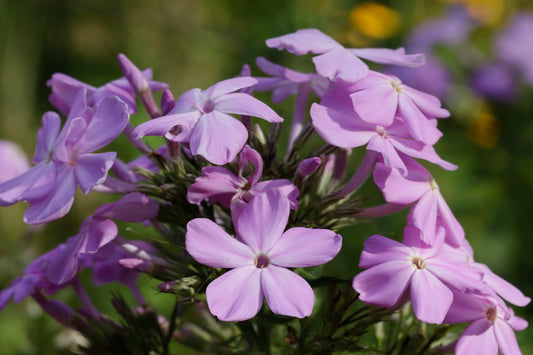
(160, 89, 176, 115)
(0, 90, 130, 224)
(470, 62, 516, 102)
(406, 5, 475, 53)
(385, 55, 452, 101)
(310, 86, 455, 175)
(266, 28, 425, 83)
(187, 145, 299, 222)
(186, 190, 342, 321)
(496, 12, 533, 86)
(132, 77, 283, 165)
(253, 57, 329, 103)
(0, 244, 68, 310)
(373, 157, 464, 246)
(46, 192, 159, 285)
(349, 70, 449, 145)
(352, 226, 484, 324)
(0, 140, 30, 184)
(444, 291, 528, 355)
(47, 66, 168, 116)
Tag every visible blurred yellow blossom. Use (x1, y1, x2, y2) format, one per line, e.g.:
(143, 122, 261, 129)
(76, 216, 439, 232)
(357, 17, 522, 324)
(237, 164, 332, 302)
(349, 2, 400, 39)
(448, 0, 506, 26)
(467, 107, 500, 149)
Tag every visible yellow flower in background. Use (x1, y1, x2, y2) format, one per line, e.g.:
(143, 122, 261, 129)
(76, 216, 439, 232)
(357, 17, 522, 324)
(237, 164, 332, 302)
(467, 107, 500, 149)
(448, 0, 505, 26)
(349, 2, 400, 39)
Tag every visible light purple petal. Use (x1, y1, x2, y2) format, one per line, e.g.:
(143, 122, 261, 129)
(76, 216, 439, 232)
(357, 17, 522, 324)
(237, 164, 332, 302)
(75, 152, 116, 194)
(436, 193, 465, 246)
(310, 103, 375, 148)
(203, 77, 257, 99)
(23, 165, 77, 224)
(187, 166, 241, 207)
(390, 137, 457, 170)
(358, 234, 410, 269)
(266, 28, 339, 55)
(373, 162, 428, 204)
(95, 192, 159, 222)
(0, 162, 56, 205)
(239, 145, 263, 186)
(186, 218, 254, 268)
(493, 319, 522, 355)
(353, 260, 413, 307)
(268, 227, 341, 267)
(410, 191, 438, 243)
(351, 83, 397, 126)
(367, 136, 407, 174)
(33, 112, 61, 164)
(251, 179, 299, 209)
(84, 218, 119, 253)
(214, 93, 283, 123)
(398, 95, 443, 145)
(474, 262, 531, 307)
(132, 111, 200, 140)
(206, 266, 263, 321)
(410, 270, 453, 324)
(262, 265, 314, 318)
(351, 47, 425, 68)
(403, 86, 450, 118)
(312, 47, 368, 82)
(456, 319, 498, 355)
(236, 190, 290, 253)
(189, 112, 248, 165)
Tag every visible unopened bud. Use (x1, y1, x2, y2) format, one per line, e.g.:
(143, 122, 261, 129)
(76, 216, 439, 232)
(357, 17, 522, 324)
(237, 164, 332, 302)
(117, 54, 149, 94)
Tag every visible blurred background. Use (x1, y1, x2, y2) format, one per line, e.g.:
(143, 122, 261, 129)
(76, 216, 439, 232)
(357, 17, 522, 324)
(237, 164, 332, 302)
(1, 0, 532, 353)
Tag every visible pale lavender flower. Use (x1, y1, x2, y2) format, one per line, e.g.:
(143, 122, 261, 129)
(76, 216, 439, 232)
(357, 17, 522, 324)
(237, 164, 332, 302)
(266, 28, 424, 83)
(186, 190, 342, 321)
(444, 292, 528, 355)
(0, 90, 130, 224)
(132, 77, 283, 165)
(373, 158, 464, 246)
(470, 62, 516, 101)
(0, 140, 30, 183)
(187, 145, 298, 221)
(353, 227, 483, 324)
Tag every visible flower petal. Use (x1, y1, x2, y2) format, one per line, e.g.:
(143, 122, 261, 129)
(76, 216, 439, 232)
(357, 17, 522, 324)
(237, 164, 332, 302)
(214, 92, 283, 123)
(410, 270, 453, 324)
(269, 227, 341, 267)
(456, 319, 498, 355)
(351, 83, 398, 126)
(75, 152, 116, 194)
(186, 218, 254, 268)
(132, 111, 200, 140)
(187, 166, 241, 207)
(203, 77, 257, 99)
(494, 319, 522, 355)
(206, 266, 263, 321)
(351, 47, 425, 68)
(262, 265, 314, 318)
(266, 28, 339, 55)
(313, 47, 368, 82)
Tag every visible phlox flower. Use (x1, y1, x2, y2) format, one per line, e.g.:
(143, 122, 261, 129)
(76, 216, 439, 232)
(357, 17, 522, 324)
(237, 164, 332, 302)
(266, 28, 425, 83)
(0, 140, 30, 183)
(352, 226, 483, 324)
(0, 90, 129, 224)
(373, 157, 464, 246)
(186, 190, 342, 321)
(132, 76, 283, 165)
(444, 292, 528, 355)
(187, 145, 299, 222)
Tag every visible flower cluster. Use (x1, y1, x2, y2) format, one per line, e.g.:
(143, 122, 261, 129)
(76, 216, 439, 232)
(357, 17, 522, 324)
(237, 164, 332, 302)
(0, 28, 529, 354)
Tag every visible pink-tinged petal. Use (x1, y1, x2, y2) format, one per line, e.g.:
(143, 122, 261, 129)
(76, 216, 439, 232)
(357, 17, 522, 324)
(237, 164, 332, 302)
(403, 86, 450, 118)
(46, 234, 87, 284)
(373, 162, 428, 204)
(426, 255, 483, 293)
(310, 103, 375, 148)
(266, 28, 339, 55)
(189, 112, 248, 165)
(12, 275, 40, 303)
(252, 179, 299, 209)
(444, 293, 487, 324)
(0, 162, 56, 205)
(398, 95, 443, 145)
(203, 77, 257, 99)
(95, 192, 159, 222)
(312, 47, 368, 82)
(353, 260, 413, 307)
(186, 218, 254, 268)
(411, 191, 438, 243)
(239, 145, 263, 185)
(508, 315, 528, 332)
(75, 152, 116, 194)
(236, 190, 290, 253)
(262, 266, 314, 318)
(410, 270, 453, 324)
(358, 234, 410, 269)
(206, 266, 263, 321)
(46, 73, 97, 116)
(187, 166, 241, 207)
(268, 227, 341, 267)
(474, 263, 531, 307)
(77, 96, 130, 153)
(367, 136, 407, 174)
(214, 92, 283, 123)
(0, 140, 30, 183)
(132, 111, 201, 141)
(171, 88, 203, 113)
(33, 112, 61, 164)
(436, 194, 465, 246)
(390, 137, 457, 170)
(84, 218, 118, 253)
(493, 320, 522, 355)
(22, 165, 77, 225)
(351, 47, 426, 68)
(255, 57, 312, 83)
(456, 319, 498, 355)
(351, 84, 397, 126)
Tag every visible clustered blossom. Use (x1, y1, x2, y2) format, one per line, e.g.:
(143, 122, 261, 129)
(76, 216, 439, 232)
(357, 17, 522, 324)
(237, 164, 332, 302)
(0, 27, 529, 354)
